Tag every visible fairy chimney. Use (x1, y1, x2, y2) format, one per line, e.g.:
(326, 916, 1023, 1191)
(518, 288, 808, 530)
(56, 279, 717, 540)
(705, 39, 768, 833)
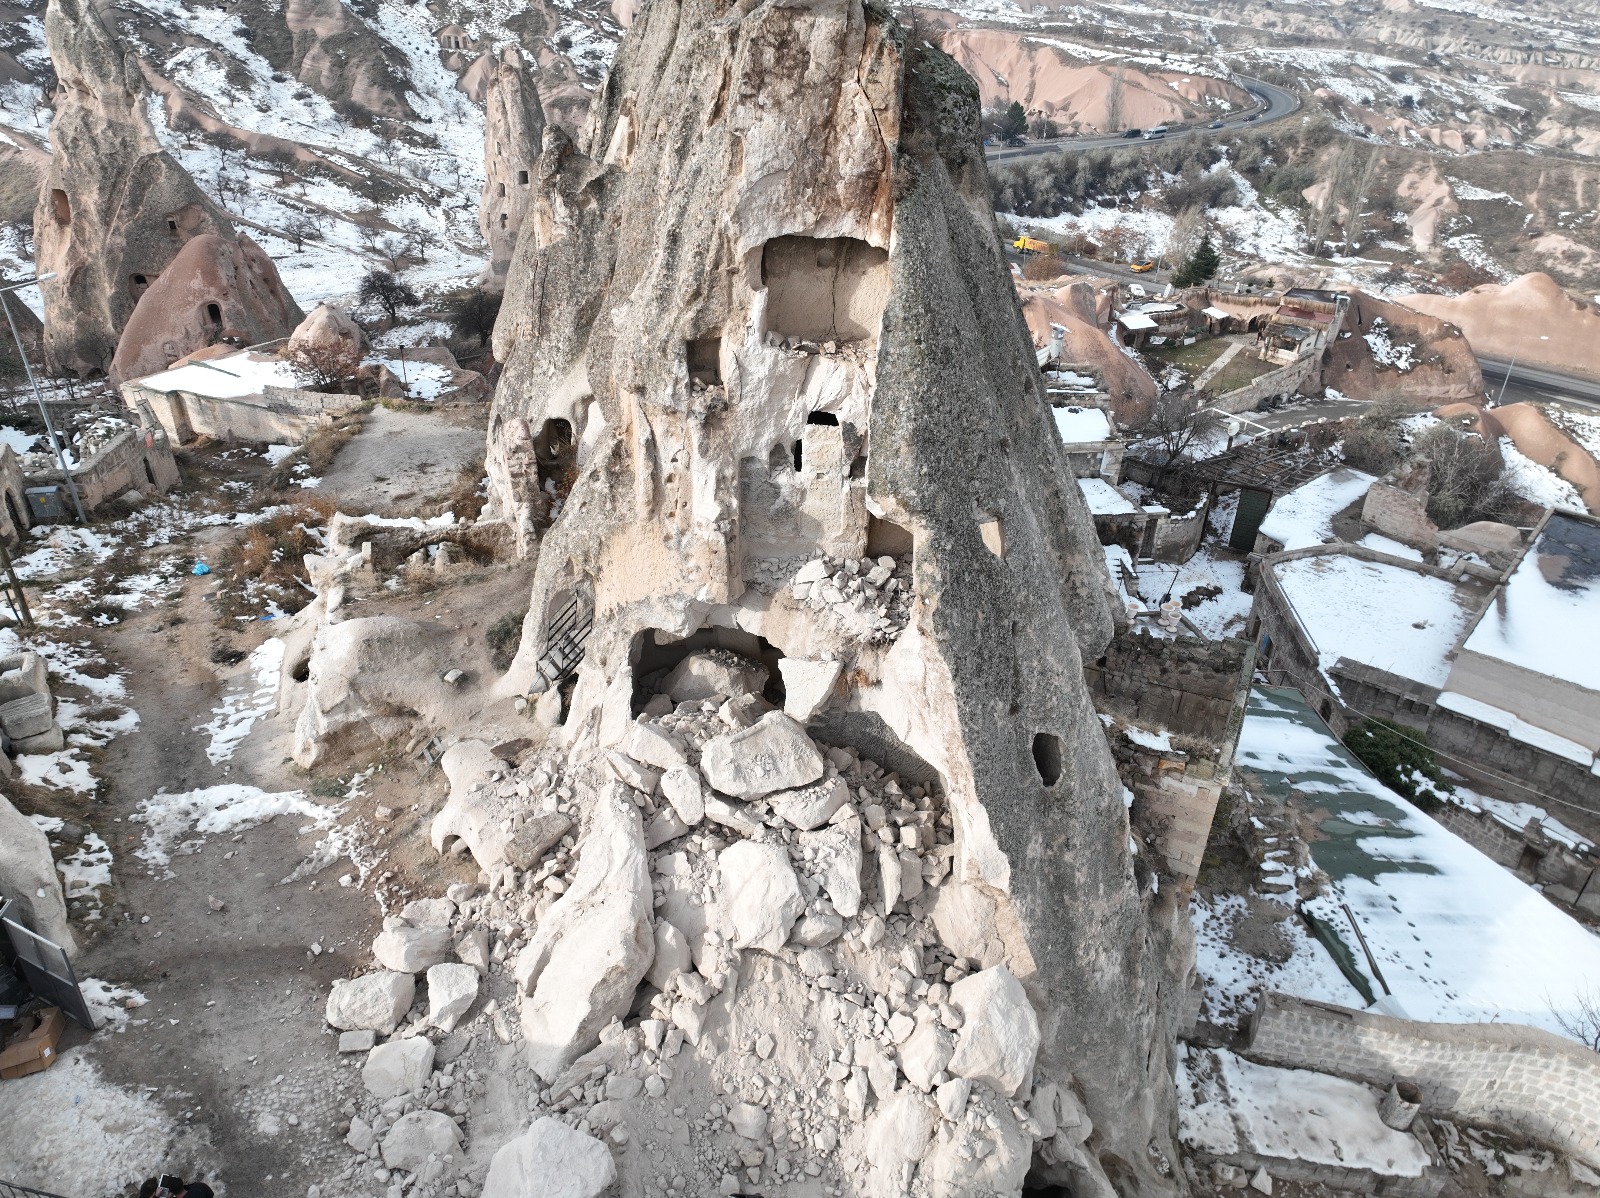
(479, 52, 545, 294)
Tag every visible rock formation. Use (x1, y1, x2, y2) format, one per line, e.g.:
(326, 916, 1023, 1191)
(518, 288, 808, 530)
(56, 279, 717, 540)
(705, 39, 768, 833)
(1324, 289, 1484, 405)
(455, 3, 1191, 1193)
(1401, 272, 1600, 382)
(480, 53, 547, 294)
(1020, 278, 1158, 424)
(34, 0, 301, 379)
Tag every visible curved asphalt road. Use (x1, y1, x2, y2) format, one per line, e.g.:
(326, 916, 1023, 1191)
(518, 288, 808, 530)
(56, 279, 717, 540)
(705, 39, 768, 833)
(1478, 357, 1600, 413)
(984, 77, 1301, 165)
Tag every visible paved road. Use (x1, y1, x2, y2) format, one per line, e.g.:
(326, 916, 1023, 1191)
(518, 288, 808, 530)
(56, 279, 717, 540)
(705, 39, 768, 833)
(984, 77, 1301, 166)
(1478, 356, 1600, 413)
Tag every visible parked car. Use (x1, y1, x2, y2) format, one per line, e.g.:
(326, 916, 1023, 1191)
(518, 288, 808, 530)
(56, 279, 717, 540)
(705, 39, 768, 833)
(1144, 126, 1169, 139)
(1209, 119, 1224, 129)
(1131, 260, 1156, 273)
(1121, 128, 1142, 139)
(1245, 113, 1259, 122)
(1005, 135, 1026, 147)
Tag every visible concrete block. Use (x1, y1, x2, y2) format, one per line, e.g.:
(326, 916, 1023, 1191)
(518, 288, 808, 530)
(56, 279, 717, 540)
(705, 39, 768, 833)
(0, 692, 54, 740)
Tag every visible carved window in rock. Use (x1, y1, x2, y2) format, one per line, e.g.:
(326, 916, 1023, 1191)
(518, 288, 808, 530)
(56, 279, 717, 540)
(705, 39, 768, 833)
(1031, 732, 1063, 787)
(50, 190, 70, 225)
(130, 274, 151, 299)
(498, 182, 506, 197)
(204, 303, 223, 333)
(518, 170, 529, 185)
(686, 335, 722, 386)
(500, 213, 508, 229)
(533, 418, 576, 512)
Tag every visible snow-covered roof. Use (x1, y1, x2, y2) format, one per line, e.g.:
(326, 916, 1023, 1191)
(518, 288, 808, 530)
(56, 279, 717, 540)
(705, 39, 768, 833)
(1258, 467, 1376, 551)
(1116, 311, 1158, 331)
(1458, 511, 1600, 693)
(1271, 552, 1479, 688)
(1053, 405, 1113, 444)
(134, 351, 298, 399)
(1078, 477, 1140, 516)
(1202, 306, 1229, 319)
(1137, 302, 1181, 314)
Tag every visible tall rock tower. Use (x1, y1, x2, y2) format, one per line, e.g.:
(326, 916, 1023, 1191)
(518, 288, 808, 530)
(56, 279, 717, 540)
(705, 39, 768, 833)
(478, 2, 1193, 1194)
(479, 52, 546, 294)
(34, 0, 301, 379)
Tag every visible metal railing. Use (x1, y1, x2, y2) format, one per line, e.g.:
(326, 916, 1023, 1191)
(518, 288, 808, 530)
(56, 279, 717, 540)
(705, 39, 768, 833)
(1, 1179, 73, 1198)
(536, 597, 591, 687)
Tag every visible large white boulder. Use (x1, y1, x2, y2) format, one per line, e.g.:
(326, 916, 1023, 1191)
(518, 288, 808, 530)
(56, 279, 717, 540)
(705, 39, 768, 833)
(660, 650, 767, 704)
(924, 1096, 1032, 1198)
(381, 1109, 461, 1171)
(778, 656, 842, 721)
(483, 1117, 616, 1198)
(659, 766, 705, 825)
(363, 1036, 435, 1099)
(716, 840, 804, 953)
(326, 971, 415, 1034)
(646, 919, 692, 991)
(0, 794, 76, 955)
(899, 1008, 955, 1091)
(947, 966, 1040, 1097)
(699, 711, 824, 799)
(769, 777, 849, 831)
(427, 962, 479, 1032)
(374, 925, 454, 973)
(518, 787, 654, 1082)
(865, 1089, 935, 1193)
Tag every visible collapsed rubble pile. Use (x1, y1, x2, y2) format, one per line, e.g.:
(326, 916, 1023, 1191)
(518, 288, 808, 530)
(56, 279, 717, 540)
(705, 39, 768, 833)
(326, 657, 1101, 1197)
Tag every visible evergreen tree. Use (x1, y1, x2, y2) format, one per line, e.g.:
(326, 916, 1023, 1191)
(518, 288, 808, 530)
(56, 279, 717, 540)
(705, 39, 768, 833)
(1000, 101, 1028, 141)
(1172, 232, 1220, 287)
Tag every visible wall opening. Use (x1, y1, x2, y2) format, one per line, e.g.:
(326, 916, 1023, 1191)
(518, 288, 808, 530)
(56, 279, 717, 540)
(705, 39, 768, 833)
(50, 190, 70, 224)
(1031, 732, 1062, 787)
(760, 235, 889, 343)
(686, 335, 722, 386)
(630, 626, 785, 715)
(867, 516, 914, 558)
(805, 410, 839, 427)
(498, 181, 506, 197)
(517, 169, 529, 185)
(499, 213, 508, 229)
(791, 440, 803, 472)
(977, 515, 1005, 559)
(130, 273, 150, 298)
(167, 217, 178, 233)
(204, 302, 223, 331)
(144, 459, 158, 487)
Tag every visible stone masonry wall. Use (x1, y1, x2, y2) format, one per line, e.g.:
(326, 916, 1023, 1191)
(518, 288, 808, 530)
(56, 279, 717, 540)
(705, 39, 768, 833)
(1089, 631, 1255, 744)
(1245, 993, 1600, 1169)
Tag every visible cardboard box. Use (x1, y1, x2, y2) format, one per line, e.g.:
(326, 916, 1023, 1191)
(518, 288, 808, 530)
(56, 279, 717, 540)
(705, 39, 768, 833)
(0, 1007, 65, 1079)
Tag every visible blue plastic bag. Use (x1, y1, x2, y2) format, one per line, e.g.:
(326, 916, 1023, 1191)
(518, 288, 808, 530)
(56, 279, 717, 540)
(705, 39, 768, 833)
(192, 562, 211, 576)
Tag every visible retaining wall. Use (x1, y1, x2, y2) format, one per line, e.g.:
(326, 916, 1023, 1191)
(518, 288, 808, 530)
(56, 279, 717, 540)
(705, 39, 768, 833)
(1211, 354, 1321, 413)
(1245, 993, 1600, 1169)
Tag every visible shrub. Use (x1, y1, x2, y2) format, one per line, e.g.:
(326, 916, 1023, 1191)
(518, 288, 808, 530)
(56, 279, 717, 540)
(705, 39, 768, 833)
(215, 500, 335, 619)
(485, 611, 526, 672)
(1343, 718, 1453, 808)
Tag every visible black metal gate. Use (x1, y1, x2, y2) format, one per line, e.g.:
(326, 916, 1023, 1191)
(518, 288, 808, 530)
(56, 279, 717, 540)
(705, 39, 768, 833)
(0, 898, 95, 1029)
(1228, 486, 1274, 553)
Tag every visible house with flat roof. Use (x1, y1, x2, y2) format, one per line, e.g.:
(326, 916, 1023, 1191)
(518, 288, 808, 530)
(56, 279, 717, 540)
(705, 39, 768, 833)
(1249, 508, 1600, 814)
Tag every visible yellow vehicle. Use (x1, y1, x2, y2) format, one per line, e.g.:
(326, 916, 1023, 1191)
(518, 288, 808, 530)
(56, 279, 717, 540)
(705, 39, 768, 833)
(1012, 236, 1050, 255)
(1130, 259, 1156, 273)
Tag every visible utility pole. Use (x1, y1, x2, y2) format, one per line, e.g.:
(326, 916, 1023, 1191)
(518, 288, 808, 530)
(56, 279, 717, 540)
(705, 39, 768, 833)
(0, 274, 88, 524)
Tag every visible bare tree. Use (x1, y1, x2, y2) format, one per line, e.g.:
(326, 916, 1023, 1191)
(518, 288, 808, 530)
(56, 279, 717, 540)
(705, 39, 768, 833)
(1135, 390, 1225, 485)
(1553, 986, 1600, 1053)
(283, 212, 321, 253)
(284, 339, 363, 393)
(1414, 424, 1516, 528)
(1104, 66, 1126, 133)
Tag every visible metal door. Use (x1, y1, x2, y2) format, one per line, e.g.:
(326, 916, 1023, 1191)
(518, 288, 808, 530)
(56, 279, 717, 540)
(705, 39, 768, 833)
(1228, 486, 1273, 554)
(0, 899, 95, 1028)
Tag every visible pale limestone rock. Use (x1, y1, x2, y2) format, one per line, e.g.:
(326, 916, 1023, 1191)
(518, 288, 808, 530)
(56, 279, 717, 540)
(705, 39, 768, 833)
(716, 840, 804, 953)
(326, 971, 414, 1034)
(400, 897, 456, 927)
(865, 1089, 935, 1186)
(623, 721, 688, 770)
(287, 301, 368, 360)
(778, 657, 842, 720)
(456, 927, 492, 973)
(703, 796, 763, 836)
(518, 789, 654, 1082)
(659, 766, 706, 824)
(877, 843, 903, 914)
(346, 1116, 376, 1152)
(799, 811, 862, 917)
(792, 908, 844, 947)
(381, 1110, 462, 1171)
(374, 925, 453, 973)
(427, 962, 480, 1032)
(948, 966, 1040, 1098)
(482, 1117, 615, 1198)
(363, 1037, 435, 1099)
(728, 1102, 768, 1140)
(898, 1008, 954, 1091)
(935, 1077, 970, 1121)
(647, 919, 692, 991)
(769, 776, 849, 831)
(661, 651, 768, 704)
(0, 794, 76, 955)
(479, 53, 545, 293)
(646, 807, 690, 849)
(699, 711, 824, 800)
(606, 750, 661, 793)
(857, 1039, 898, 1101)
(924, 1096, 1031, 1198)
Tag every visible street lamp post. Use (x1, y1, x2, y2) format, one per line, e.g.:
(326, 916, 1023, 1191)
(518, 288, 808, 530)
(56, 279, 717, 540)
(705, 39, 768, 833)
(0, 273, 88, 524)
(1493, 336, 1549, 407)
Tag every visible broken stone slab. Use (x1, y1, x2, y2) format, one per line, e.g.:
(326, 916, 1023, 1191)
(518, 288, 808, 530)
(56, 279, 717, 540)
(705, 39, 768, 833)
(659, 766, 706, 825)
(948, 966, 1040, 1098)
(661, 650, 768, 704)
(326, 971, 415, 1035)
(346, 1116, 376, 1152)
(702, 795, 763, 835)
(482, 1116, 616, 1198)
(769, 777, 849, 831)
(338, 1029, 377, 1054)
(427, 962, 480, 1032)
(518, 787, 654, 1082)
(792, 907, 844, 947)
(363, 1036, 435, 1099)
(777, 657, 842, 722)
(798, 811, 862, 918)
(719, 693, 769, 728)
(381, 1109, 462, 1171)
(623, 721, 689, 770)
(646, 919, 692, 991)
(374, 925, 454, 973)
(456, 927, 491, 973)
(728, 1102, 768, 1140)
(0, 793, 76, 955)
(0, 692, 54, 740)
(400, 897, 457, 927)
(606, 750, 662, 794)
(699, 711, 824, 800)
(11, 724, 66, 755)
(864, 1089, 935, 1182)
(856, 1039, 899, 1102)
(878, 844, 903, 914)
(716, 840, 804, 953)
(506, 812, 574, 870)
(935, 1076, 970, 1121)
(646, 807, 690, 849)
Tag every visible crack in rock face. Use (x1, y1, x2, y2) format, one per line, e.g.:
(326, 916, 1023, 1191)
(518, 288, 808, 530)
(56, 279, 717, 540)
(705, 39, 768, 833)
(306, 1, 1193, 1195)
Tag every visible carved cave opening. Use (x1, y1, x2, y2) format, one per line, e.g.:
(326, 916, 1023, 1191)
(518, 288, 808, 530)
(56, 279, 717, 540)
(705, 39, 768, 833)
(50, 189, 69, 224)
(760, 235, 889, 344)
(629, 626, 786, 716)
(1032, 732, 1063, 788)
(686, 335, 722, 386)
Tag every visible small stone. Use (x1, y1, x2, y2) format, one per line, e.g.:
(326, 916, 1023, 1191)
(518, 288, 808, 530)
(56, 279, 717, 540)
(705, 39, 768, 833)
(755, 1033, 775, 1059)
(1250, 1167, 1273, 1194)
(363, 1038, 435, 1100)
(729, 1102, 768, 1140)
(207, 895, 226, 912)
(374, 806, 396, 822)
(339, 1029, 378, 1054)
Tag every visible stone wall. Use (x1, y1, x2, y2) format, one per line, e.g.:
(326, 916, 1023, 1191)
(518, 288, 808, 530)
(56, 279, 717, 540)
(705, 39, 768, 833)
(22, 429, 179, 513)
(126, 380, 364, 444)
(1244, 992, 1600, 1170)
(0, 445, 29, 547)
(1088, 632, 1256, 745)
(1361, 461, 1437, 550)
(1211, 354, 1321, 414)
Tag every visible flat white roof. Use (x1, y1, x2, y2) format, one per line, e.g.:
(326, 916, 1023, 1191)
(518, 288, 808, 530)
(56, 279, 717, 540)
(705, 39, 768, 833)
(1117, 311, 1158, 330)
(1272, 553, 1478, 688)
(1078, 477, 1141, 516)
(1460, 511, 1600, 693)
(1259, 467, 1376, 551)
(134, 351, 298, 400)
(1053, 405, 1113, 444)
(1202, 306, 1230, 319)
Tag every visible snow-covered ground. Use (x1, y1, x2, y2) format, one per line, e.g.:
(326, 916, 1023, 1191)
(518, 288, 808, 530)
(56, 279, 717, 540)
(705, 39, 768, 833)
(1237, 686, 1600, 1040)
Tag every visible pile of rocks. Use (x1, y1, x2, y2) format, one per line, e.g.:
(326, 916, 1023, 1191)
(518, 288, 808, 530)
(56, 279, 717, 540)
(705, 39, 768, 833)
(787, 553, 912, 645)
(328, 651, 1101, 1196)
